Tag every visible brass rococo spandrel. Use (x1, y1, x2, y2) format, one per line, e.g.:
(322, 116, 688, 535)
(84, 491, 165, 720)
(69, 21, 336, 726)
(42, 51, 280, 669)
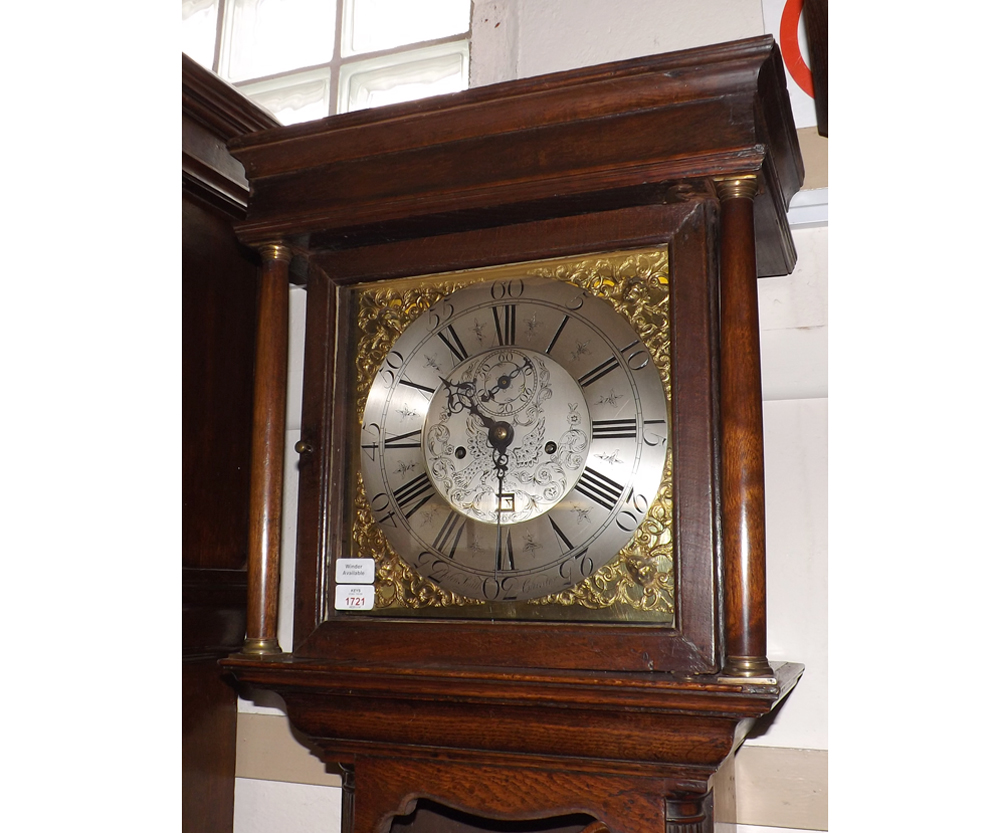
(346, 248, 675, 623)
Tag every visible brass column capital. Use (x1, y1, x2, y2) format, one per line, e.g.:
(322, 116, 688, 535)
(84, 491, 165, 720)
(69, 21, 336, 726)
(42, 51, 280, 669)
(714, 175, 759, 202)
(260, 242, 293, 264)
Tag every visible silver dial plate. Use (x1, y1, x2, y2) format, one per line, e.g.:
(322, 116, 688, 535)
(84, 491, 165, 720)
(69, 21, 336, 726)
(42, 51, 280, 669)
(360, 276, 669, 602)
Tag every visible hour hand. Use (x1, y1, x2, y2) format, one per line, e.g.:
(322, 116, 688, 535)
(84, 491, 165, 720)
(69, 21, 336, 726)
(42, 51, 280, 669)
(441, 377, 478, 414)
(440, 377, 513, 456)
(440, 377, 495, 430)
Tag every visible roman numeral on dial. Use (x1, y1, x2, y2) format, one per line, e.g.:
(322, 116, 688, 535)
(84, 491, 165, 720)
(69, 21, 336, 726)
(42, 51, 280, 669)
(574, 466, 626, 512)
(592, 418, 637, 439)
(548, 517, 578, 553)
(392, 472, 434, 519)
(545, 315, 569, 354)
(493, 304, 516, 346)
(362, 427, 421, 458)
(578, 356, 619, 388)
(382, 428, 422, 449)
(438, 325, 468, 362)
(495, 527, 516, 571)
(398, 378, 435, 398)
(432, 511, 466, 558)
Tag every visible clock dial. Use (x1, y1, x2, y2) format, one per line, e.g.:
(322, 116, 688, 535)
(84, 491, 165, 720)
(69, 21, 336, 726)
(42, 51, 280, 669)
(358, 275, 669, 603)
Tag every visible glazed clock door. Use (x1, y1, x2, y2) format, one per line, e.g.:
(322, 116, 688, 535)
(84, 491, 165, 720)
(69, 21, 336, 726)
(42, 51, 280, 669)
(288, 202, 724, 674)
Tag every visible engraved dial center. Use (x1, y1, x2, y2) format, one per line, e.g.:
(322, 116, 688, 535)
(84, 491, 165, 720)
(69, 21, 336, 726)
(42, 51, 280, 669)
(423, 348, 591, 525)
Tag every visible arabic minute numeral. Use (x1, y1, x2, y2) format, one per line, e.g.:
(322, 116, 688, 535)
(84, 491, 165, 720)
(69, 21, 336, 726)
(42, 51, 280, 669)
(416, 550, 452, 584)
(614, 488, 651, 532)
(378, 350, 405, 387)
(427, 301, 455, 330)
(626, 348, 650, 370)
(490, 279, 524, 300)
(613, 338, 651, 372)
(481, 574, 520, 602)
(369, 492, 397, 527)
(361, 422, 381, 461)
(558, 548, 595, 582)
(642, 419, 668, 447)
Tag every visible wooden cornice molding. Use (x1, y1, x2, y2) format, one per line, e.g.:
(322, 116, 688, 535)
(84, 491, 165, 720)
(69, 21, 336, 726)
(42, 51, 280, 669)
(227, 36, 803, 277)
(182, 54, 279, 141)
(182, 54, 280, 214)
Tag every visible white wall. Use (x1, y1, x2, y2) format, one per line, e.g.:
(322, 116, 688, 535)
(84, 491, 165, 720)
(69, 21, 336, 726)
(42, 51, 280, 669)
(234, 780, 342, 833)
(753, 225, 828, 752)
(236, 2, 828, 830)
(472, 0, 765, 85)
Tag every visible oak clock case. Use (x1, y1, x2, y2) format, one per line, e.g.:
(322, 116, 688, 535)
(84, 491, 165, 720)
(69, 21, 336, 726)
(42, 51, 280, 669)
(223, 37, 804, 833)
(338, 249, 675, 624)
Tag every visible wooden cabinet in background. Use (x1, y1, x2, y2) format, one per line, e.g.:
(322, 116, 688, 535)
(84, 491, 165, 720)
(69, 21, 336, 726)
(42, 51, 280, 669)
(181, 54, 278, 833)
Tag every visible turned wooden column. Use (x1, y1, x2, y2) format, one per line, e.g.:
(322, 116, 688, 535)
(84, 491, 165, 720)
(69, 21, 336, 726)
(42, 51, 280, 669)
(241, 243, 291, 655)
(716, 176, 773, 678)
(338, 765, 356, 833)
(664, 791, 713, 833)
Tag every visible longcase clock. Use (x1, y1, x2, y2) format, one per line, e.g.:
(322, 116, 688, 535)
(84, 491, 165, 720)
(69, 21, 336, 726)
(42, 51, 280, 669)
(222, 36, 804, 833)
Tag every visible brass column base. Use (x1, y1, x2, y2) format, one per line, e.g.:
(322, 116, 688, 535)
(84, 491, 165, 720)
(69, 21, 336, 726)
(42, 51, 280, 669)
(722, 655, 775, 678)
(239, 637, 283, 656)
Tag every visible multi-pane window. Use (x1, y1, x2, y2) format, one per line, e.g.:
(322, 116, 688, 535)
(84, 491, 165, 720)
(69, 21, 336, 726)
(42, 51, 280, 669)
(182, 0, 471, 124)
